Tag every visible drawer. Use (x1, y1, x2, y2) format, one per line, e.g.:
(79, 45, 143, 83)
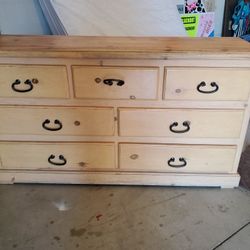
(72, 66, 158, 100)
(0, 106, 114, 136)
(119, 144, 236, 173)
(119, 108, 244, 138)
(0, 65, 69, 98)
(164, 67, 250, 101)
(0, 142, 115, 170)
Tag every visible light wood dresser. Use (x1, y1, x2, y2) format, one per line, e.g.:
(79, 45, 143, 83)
(0, 36, 249, 187)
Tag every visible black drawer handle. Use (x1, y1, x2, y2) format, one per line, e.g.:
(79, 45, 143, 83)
(168, 157, 187, 168)
(197, 81, 219, 94)
(11, 79, 34, 93)
(42, 119, 62, 131)
(48, 154, 67, 166)
(169, 121, 190, 133)
(103, 79, 125, 86)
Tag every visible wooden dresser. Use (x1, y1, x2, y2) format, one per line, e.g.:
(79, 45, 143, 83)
(0, 36, 249, 187)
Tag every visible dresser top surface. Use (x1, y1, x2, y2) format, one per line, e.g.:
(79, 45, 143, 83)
(0, 35, 249, 59)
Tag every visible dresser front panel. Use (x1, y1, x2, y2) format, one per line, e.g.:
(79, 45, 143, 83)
(72, 66, 159, 100)
(119, 144, 236, 173)
(0, 65, 69, 98)
(0, 35, 249, 188)
(0, 106, 115, 136)
(164, 67, 250, 101)
(0, 142, 115, 170)
(119, 108, 244, 138)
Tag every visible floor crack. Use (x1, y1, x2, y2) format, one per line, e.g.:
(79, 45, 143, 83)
(211, 221, 250, 250)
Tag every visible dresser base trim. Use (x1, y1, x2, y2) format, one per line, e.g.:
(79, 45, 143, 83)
(0, 171, 240, 188)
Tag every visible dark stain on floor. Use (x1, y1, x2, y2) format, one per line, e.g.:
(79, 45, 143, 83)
(70, 228, 87, 237)
(96, 214, 103, 221)
(54, 236, 60, 242)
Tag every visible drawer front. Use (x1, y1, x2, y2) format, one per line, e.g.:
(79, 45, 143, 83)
(72, 66, 158, 100)
(119, 108, 244, 138)
(0, 142, 115, 170)
(0, 65, 69, 98)
(164, 68, 250, 101)
(0, 106, 114, 136)
(120, 144, 236, 173)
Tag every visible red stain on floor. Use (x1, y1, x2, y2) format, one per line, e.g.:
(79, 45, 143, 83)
(96, 214, 103, 221)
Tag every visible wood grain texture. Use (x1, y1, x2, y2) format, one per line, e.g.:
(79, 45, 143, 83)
(0, 64, 69, 98)
(164, 67, 250, 101)
(0, 106, 115, 136)
(119, 108, 244, 138)
(119, 144, 236, 173)
(0, 36, 249, 59)
(73, 66, 159, 100)
(0, 35, 249, 187)
(0, 142, 115, 170)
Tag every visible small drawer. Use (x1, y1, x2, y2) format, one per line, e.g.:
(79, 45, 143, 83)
(0, 106, 114, 136)
(72, 66, 159, 100)
(0, 142, 115, 170)
(119, 144, 236, 173)
(0, 65, 69, 98)
(119, 108, 244, 138)
(164, 67, 250, 101)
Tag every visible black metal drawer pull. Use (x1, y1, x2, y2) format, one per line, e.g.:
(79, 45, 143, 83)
(11, 79, 34, 93)
(169, 121, 190, 133)
(42, 119, 62, 131)
(168, 157, 187, 168)
(103, 79, 125, 86)
(48, 154, 67, 166)
(197, 81, 219, 94)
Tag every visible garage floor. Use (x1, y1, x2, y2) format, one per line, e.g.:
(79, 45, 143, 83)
(1, 148, 250, 250)
(0, 185, 250, 250)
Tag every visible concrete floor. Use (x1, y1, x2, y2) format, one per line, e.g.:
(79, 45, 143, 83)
(0, 184, 250, 250)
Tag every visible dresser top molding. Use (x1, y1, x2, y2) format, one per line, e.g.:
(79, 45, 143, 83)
(0, 35, 249, 59)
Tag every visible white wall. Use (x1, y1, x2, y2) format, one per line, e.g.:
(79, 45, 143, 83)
(214, 0, 225, 37)
(0, 0, 51, 35)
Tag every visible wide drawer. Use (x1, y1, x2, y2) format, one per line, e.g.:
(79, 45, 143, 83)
(0, 65, 69, 98)
(164, 67, 250, 101)
(119, 108, 244, 138)
(72, 66, 159, 100)
(0, 142, 115, 170)
(0, 106, 114, 136)
(119, 144, 236, 173)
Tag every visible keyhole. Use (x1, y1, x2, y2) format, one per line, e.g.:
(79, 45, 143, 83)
(130, 154, 139, 160)
(74, 121, 81, 126)
(79, 162, 86, 167)
(32, 78, 39, 84)
(95, 78, 102, 83)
